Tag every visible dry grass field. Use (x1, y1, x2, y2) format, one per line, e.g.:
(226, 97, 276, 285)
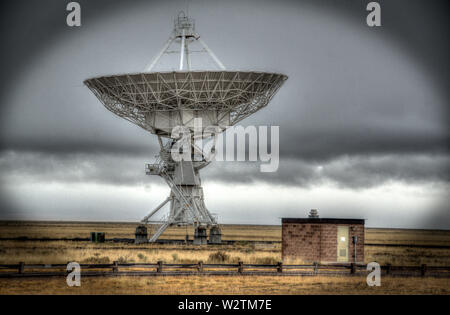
(1, 275, 449, 295)
(0, 221, 449, 294)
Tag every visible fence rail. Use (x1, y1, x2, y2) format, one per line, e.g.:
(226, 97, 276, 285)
(0, 261, 449, 278)
(2, 237, 450, 249)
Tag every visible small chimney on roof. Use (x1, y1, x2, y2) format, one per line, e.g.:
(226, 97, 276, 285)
(308, 209, 319, 218)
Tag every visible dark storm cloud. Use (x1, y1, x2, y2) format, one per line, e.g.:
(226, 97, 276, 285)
(202, 154, 449, 189)
(319, 154, 450, 188)
(279, 124, 449, 162)
(0, 150, 153, 186)
(0, 0, 448, 189)
(1, 138, 155, 156)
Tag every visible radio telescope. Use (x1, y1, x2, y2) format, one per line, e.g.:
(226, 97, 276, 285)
(84, 12, 287, 244)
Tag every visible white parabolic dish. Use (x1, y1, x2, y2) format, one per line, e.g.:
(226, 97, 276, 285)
(84, 71, 287, 137)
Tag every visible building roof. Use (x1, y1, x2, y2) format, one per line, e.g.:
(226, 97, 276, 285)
(281, 218, 365, 225)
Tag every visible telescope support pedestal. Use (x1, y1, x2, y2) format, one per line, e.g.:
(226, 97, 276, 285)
(142, 138, 220, 243)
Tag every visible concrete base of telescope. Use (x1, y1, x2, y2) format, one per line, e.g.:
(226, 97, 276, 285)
(135, 225, 148, 244)
(194, 226, 208, 245)
(209, 226, 222, 244)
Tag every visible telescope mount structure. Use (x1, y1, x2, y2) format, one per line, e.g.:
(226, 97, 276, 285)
(84, 12, 287, 244)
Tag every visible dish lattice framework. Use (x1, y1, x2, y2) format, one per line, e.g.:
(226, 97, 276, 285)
(85, 71, 287, 137)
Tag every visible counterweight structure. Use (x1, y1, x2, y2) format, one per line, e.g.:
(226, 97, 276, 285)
(84, 12, 287, 243)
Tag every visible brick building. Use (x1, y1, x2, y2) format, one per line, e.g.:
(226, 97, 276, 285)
(282, 212, 365, 263)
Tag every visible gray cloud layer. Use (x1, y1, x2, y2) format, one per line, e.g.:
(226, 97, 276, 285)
(1, 150, 448, 189)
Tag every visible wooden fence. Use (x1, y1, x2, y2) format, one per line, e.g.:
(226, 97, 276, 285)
(0, 261, 449, 278)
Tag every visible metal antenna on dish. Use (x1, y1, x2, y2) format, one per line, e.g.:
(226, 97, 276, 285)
(146, 12, 225, 72)
(84, 13, 287, 244)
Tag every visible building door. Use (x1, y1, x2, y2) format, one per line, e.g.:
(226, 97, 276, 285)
(337, 226, 349, 262)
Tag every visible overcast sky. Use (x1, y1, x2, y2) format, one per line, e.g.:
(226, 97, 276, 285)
(0, 0, 448, 228)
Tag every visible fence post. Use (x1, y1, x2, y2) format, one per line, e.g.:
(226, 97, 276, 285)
(277, 262, 283, 273)
(350, 262, 356, 274)
(18, 262, 25, 274)
(157, 261, 163, 273)
(112, 261, 119, 273)
(238, 261, 244, 274)
(313, 262, 318, 275)
(421, 264, 427, 277)
(197, 261, 203, 273)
